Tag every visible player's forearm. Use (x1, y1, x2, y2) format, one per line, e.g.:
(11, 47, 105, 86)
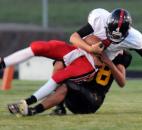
(70, 32, 92, 52)
(108, 63, 125, 87)
(2, 47, 34, 68)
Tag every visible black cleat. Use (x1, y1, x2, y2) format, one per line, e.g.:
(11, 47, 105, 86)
(27, 107, 37, 116)
(50, 106, 66, 115)
(8, 103, 20, 114)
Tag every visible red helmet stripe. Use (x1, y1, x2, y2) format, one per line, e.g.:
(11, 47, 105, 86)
(118, 9, 125, 30)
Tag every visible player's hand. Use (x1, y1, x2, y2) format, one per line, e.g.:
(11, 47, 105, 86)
(91, 42, 104, 54)
(99, 52, 112, 66)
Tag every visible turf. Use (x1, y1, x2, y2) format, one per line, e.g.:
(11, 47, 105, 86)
(0, 79, 142, 130)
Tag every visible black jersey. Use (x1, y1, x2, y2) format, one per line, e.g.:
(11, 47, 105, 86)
(82, 51, 132, 95)
(64, 51, 132, 114)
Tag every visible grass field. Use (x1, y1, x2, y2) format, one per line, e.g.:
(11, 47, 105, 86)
(0, 79, 142, 130)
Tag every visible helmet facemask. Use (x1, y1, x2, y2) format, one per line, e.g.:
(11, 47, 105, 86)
(106, 8, 132, 44)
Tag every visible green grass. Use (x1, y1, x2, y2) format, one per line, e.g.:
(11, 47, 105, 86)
(0, 79, 142, 130)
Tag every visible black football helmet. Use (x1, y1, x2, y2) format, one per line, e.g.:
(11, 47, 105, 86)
(106, 8, 132, 43)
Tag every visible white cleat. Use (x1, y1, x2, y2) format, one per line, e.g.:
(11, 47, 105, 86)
(18, 100, 28, 116)
(8, 100, 28, 116)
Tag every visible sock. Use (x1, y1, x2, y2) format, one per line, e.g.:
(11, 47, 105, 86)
(34, 104, 45, 113)
(33, 78, 58, 101)
(4, 47, 34, 67)
(28, 104, 45, 116)
(25, 95, 37, 105)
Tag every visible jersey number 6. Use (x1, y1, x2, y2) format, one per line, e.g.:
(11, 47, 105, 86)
(96, 65, 111, 86)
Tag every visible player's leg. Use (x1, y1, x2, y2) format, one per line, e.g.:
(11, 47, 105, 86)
(52, 56, 95, 84)
(50, 102, 66, 115)
(3, 47, 34, 68)
(26, 61, 67, 116)
(30, 40, 76, 60)
(2, 40, 75, 68)
(50, 61, 66, 115)
(7, 54, 94, 116)
(25, 56, 95, 106)
(8, 84, 68, 116)
(27, 84, 67, 116)
(24, 56, 95, 105)
(52, 60, 65, 75)
(7, 61, 66, 116)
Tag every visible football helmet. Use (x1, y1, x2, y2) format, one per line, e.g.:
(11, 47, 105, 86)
(106, 8, 132, 43)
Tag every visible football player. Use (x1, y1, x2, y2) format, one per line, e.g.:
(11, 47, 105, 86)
(0, 38, 106, 114)
(70, 8, 142, 60)
(8, 50, 132, 116)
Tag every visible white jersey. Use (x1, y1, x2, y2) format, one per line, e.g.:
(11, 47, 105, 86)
(88, 8, 142, 60)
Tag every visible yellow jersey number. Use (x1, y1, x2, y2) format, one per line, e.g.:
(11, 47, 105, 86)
(96, 65, 112, 86)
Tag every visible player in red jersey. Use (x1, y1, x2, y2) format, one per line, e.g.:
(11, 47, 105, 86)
(7, 50, 131, 116)
(0, 37, 105, 114)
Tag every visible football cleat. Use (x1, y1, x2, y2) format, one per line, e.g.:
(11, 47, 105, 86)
(18, 100, 28, 116)
(27, 107, 37, 116)
(7, 100, 28, 116)
(50, 106, 66, 115)
(8, 103, 20, 114)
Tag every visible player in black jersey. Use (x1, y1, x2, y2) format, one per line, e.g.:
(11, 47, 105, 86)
(8, 50, 132, 116)
(52, 50, 132, 114)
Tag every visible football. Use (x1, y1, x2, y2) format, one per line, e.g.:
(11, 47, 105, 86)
(84, 35, 103, 66)
(83, 35, 101, 45)
(84, 35, 104, 49)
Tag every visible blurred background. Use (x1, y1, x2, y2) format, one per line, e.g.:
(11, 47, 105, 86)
(0, 0, 142, 80)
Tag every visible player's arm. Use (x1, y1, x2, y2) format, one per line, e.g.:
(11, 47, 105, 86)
(128, 28, 142, 56)
(110, 63, 126, 87)
(70, 23, 95, 53)
(100, 53, 126, 87)
(133, 49, 142, 56)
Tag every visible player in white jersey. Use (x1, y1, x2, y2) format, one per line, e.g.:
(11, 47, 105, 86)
(70, 8, 142, 60)
(50, 8, 142, 114)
